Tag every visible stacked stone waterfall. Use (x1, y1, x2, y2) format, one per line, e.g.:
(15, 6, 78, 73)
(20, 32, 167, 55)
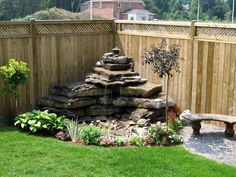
(38, 47, 176, 122)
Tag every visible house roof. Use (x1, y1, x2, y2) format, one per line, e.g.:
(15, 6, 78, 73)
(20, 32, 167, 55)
(81, 0, 145, 5)
(122, 9, 155, 16)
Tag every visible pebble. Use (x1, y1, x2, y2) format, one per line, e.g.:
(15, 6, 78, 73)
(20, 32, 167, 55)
(180, 124, 236, 167)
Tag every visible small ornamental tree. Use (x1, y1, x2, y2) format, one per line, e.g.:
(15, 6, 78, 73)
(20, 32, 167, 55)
(143, 39, 181, 124)
(0, 59, 29, 97)
(0, 59, 29, 124)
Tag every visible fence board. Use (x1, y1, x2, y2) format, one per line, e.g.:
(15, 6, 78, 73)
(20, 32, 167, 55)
(115, 20, 236, 129)
(1, 20, 236, 130)
(0, 21, 113, 119)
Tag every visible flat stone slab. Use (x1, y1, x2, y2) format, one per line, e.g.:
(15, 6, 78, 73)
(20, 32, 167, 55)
(97, 96, 113, 105)
(93, 67, 139, 80)
(112, 97, 176, 109)
(119, 83, 162, 98)
(85, 105, 120, 116)
(103, 63, 131, 71)
(51, 82, 112, 98)
(40, 106, 85, 118)
(182, 114, 236, 124)
(38, 96, 96, 109)
(86, 73, 147, 87)
(182, 113, 236, 137)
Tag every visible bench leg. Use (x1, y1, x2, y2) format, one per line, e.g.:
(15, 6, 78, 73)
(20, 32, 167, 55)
(224, 123, 235, 138)
(192, 121, 201, 135)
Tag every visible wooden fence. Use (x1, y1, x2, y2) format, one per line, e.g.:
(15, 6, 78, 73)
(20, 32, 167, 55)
(1, 19, 236, 129)
(0, 20, 114, 118)
(114, 20, 236, 128)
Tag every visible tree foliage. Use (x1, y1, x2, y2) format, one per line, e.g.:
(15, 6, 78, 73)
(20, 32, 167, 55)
(146, 0, 233, 22)
(0, 59, 29, 97)
(143, 39, 181, 78)
(0, 0, 234, 21)
(0, 0, 87, 20)
(143, 39, 181, 123)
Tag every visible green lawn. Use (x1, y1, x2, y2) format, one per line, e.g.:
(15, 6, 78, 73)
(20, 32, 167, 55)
(0, 128, 236, 177)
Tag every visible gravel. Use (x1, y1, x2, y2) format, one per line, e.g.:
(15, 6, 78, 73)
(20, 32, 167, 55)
(180, 123, 236, 167)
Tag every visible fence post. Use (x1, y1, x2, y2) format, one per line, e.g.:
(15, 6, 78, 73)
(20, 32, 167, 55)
(190, 20, 198, 113)
(112, 20, 116, 48)
(30, 19, 37, 105)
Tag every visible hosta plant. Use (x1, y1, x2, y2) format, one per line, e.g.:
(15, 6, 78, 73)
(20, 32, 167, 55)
(80, 125, 101, 145)
(15, 110, 66, 134)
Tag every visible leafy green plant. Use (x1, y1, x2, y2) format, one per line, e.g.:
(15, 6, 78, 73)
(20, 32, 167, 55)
(114, 137, 125, 147)
(14, 110, 66, 134)
(0, 59, 29, 97)
(168, 107, 183, 131)
(66, 119, 80, 143)
(80, 125, 101, 145)
(129, 136, 145, 146)
(145, 125, 183, 146)
(168, 118, 183, 131)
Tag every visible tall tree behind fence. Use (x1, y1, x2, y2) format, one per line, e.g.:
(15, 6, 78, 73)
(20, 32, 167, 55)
(0, 20, 114, 118)
(114, 20, 236, 129)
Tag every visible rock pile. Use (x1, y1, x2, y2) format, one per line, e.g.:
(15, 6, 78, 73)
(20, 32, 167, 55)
(38, 47, 176, 124)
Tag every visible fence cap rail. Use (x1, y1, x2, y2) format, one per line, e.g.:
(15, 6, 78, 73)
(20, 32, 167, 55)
(0, 20, 113, 25)
(0, 21, 30, 25)
(195, 22, 236, 29)
(115, 20, 191, 26)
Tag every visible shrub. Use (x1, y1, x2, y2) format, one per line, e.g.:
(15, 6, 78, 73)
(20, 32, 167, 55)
(168, 107, 183, 131)
(129, 136, 145, 146)
(145, 125, 183, 146)
(66, 119, 81, 143)
(14, 110, 66, 134)
(0, 59, 29, 97)
(168, 118, 183, 131)
(80, 125, 101, 145)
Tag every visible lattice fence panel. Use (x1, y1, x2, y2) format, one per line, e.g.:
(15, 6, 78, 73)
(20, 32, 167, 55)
(120, 23, 190, 36)
(0, 24, 30, 37)
(36, 23, 113, 35)
(197, 26, 236, 40)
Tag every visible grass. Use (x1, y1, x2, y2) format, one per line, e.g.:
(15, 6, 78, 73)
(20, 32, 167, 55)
(0, 128, 236, 177)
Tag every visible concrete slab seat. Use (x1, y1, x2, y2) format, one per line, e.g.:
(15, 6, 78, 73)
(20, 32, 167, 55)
(182, 114, 236, 137)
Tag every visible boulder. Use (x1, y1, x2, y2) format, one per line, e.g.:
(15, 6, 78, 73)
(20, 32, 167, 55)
(119, 83, 162, 98)
(132, 127, 148, 137)
(137, 119, 150, 127)
(113, 97, 176, 109)
(128, 108, 165, 122)
(180, 110, 192, 126)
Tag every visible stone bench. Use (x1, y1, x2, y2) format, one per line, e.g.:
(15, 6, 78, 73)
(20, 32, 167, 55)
(182, 114, 236, 137)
